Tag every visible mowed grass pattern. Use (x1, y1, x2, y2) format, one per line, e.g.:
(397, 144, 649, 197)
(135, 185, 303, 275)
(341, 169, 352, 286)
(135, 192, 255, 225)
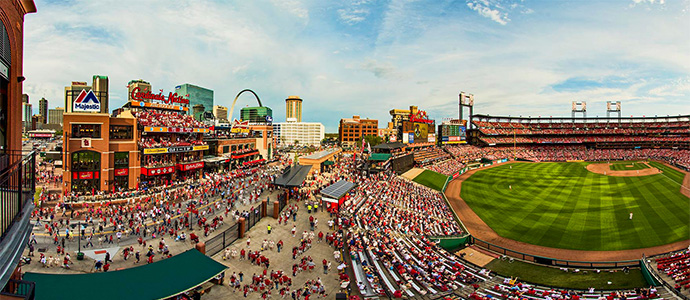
(413, 170, 449, 191)
(609, 162, 650, 171)
(460, 162, 690, 251)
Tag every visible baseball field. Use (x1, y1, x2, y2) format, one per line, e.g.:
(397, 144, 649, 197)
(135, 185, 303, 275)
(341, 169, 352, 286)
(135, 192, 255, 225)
(460, 161, 690, 251)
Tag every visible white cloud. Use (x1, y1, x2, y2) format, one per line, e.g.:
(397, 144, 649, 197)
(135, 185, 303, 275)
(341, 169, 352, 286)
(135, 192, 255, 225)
(466, 0, 510, 25)
(338, 8, 369, 24)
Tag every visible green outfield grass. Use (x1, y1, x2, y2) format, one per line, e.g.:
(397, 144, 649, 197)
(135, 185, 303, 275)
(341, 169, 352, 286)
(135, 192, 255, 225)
(460, 162, 689, 251)
(609, 162, 650, 171)
(486, 259, 648, 290)
(413, 170, 449, 191)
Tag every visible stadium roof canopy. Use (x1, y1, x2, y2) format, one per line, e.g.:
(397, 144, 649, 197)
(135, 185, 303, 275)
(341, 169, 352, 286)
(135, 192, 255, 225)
(320, 180, 356, 200)
(24, 249, 226, 300)
(273, 164, 312, 187)
(372, 142, 405, 150)
(302, 148, 339, 160)
(368, 153, 391, 161)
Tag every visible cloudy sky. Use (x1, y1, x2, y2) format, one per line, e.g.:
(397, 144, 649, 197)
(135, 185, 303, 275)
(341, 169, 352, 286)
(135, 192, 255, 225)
(23, 0, 689, 132)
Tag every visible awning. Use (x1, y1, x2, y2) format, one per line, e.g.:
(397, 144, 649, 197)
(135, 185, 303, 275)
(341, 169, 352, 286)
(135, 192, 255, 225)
(203, 156, 228, 164)
(372, 142, 405, 150)
(320, 180, 356, 200)
(24, 249, 227, 300)
(368, 153, 391, 161)
(232, 150, 259, 159)
(242, 158, 266, 166)
(274, 165, 312, 187)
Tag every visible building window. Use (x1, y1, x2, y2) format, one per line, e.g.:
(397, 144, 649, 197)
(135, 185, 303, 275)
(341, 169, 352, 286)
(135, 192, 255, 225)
(72, 124, 101, 138)
(110, 125, 133, 140)
(114, 152, 129, 168)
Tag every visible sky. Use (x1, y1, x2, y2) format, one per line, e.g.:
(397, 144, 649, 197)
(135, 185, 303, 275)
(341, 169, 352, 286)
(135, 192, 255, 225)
(22, 0, 690, 132)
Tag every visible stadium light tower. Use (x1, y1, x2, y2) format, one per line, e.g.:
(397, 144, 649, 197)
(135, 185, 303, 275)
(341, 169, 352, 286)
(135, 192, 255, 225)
(459, 92, 474, 129)
(606, 101, 622, 122)
(571, 101, 586, 119)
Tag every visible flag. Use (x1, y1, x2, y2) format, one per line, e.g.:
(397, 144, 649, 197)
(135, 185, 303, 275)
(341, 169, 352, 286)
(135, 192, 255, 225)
(367, 141, 372, 154)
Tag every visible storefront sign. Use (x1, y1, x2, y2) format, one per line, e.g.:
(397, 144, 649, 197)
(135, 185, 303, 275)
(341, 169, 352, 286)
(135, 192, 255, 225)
(178, 161, 204, 171)
(143, 127, 209, 133)
(130, 87, 189, 105)
(73, 90, 101, 112)
(142, 166, 175, 176)
(73, 171, 98, 180)
(143, 148, 168, 154)
(143, 145, 209, 155)
(115, 168, 129, 176)
(130, 101, 188, 112)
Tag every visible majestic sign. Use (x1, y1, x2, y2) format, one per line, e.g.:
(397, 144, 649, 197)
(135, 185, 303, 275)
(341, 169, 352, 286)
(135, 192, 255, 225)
(130, 87, 190, 105)
(73, 90, 101, 112)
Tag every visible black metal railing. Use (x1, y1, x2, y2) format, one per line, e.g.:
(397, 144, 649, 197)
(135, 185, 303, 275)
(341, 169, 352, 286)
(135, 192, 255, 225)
(0, 150, 36, 242)
(205, 223, 239, 257)
(245, 209, 262, 231)
(1, 279, 35, 300)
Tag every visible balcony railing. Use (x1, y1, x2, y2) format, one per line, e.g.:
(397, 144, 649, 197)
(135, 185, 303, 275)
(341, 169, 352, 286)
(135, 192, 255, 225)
(0, 150, 36, 242)
(1, 279, 35, 300)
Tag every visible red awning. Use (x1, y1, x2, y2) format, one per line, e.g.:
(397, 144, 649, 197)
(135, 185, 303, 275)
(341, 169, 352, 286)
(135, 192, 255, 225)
(242, 158, 266, 166)
(231, 151, 259, 159)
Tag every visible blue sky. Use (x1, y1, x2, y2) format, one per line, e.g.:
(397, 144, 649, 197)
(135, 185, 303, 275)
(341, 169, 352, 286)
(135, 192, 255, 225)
(23, 0, 689, 132)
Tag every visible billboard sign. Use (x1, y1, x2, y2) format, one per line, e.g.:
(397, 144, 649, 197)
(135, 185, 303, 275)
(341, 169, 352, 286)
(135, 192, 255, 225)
(73, 90, 101, 112)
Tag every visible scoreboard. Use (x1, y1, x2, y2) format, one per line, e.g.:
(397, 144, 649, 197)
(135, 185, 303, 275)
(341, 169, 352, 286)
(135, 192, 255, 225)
(438, 124, 466, 144)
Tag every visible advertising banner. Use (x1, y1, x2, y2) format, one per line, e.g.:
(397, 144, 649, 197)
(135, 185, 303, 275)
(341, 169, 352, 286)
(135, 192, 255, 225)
(408, 133, 414, 144)
(72, 90, 101, 112)
(178, 161, 204, 171)
(114, 168, 129, 176)
(427, 133, 436, 143)
(142, 166, 175, 176)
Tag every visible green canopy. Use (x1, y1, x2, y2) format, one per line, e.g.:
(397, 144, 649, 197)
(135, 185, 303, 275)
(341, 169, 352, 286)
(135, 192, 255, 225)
(368, 153, 392, 161)
(24, 249, 227, 300)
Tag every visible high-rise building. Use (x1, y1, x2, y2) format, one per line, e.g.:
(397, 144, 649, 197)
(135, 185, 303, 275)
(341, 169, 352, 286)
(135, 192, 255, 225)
(22, 93, 28, 104)
(192, 104, 205, 121)
(38, 97, 48, 124)
(273, 122, 324, 147)
(175, 83, 213, 115)
(338, 115, 379, 148)
(65, 81, 91, 113)
(128, 79, 151, 102)
(213, 105, 228, 121)
(93, 75, 109, 113)
(285, 96, 303, 122)
(22, 103, 32, 132)
(48, 107, 64, 125)
(241, 106, 273, 123)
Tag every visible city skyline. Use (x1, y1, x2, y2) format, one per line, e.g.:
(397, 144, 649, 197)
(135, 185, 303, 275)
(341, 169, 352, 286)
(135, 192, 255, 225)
(23, 0, 689, 132)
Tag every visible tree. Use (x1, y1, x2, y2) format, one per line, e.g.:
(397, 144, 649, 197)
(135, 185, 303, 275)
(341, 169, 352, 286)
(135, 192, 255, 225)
(357, 135, 383, 148)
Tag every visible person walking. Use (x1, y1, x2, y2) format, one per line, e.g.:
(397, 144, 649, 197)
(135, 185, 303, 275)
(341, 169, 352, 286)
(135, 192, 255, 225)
(267, 224, 272, 235)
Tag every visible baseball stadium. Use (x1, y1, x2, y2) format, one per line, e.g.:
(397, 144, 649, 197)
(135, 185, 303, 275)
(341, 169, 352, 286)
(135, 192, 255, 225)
(390, 110, 690, 299)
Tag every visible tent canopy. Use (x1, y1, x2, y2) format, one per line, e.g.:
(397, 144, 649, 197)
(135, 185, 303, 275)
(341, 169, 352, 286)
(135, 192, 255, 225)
(24, 249, 227, 300)
(368, 153, 391, 161)
(273, 165, 312, 187)
(320, 180, 356, 200)
(372, 142, 405, 150)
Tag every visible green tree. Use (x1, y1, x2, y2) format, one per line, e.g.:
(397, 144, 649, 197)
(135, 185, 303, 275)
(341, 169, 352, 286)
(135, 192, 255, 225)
(357, 135, 383, 148)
